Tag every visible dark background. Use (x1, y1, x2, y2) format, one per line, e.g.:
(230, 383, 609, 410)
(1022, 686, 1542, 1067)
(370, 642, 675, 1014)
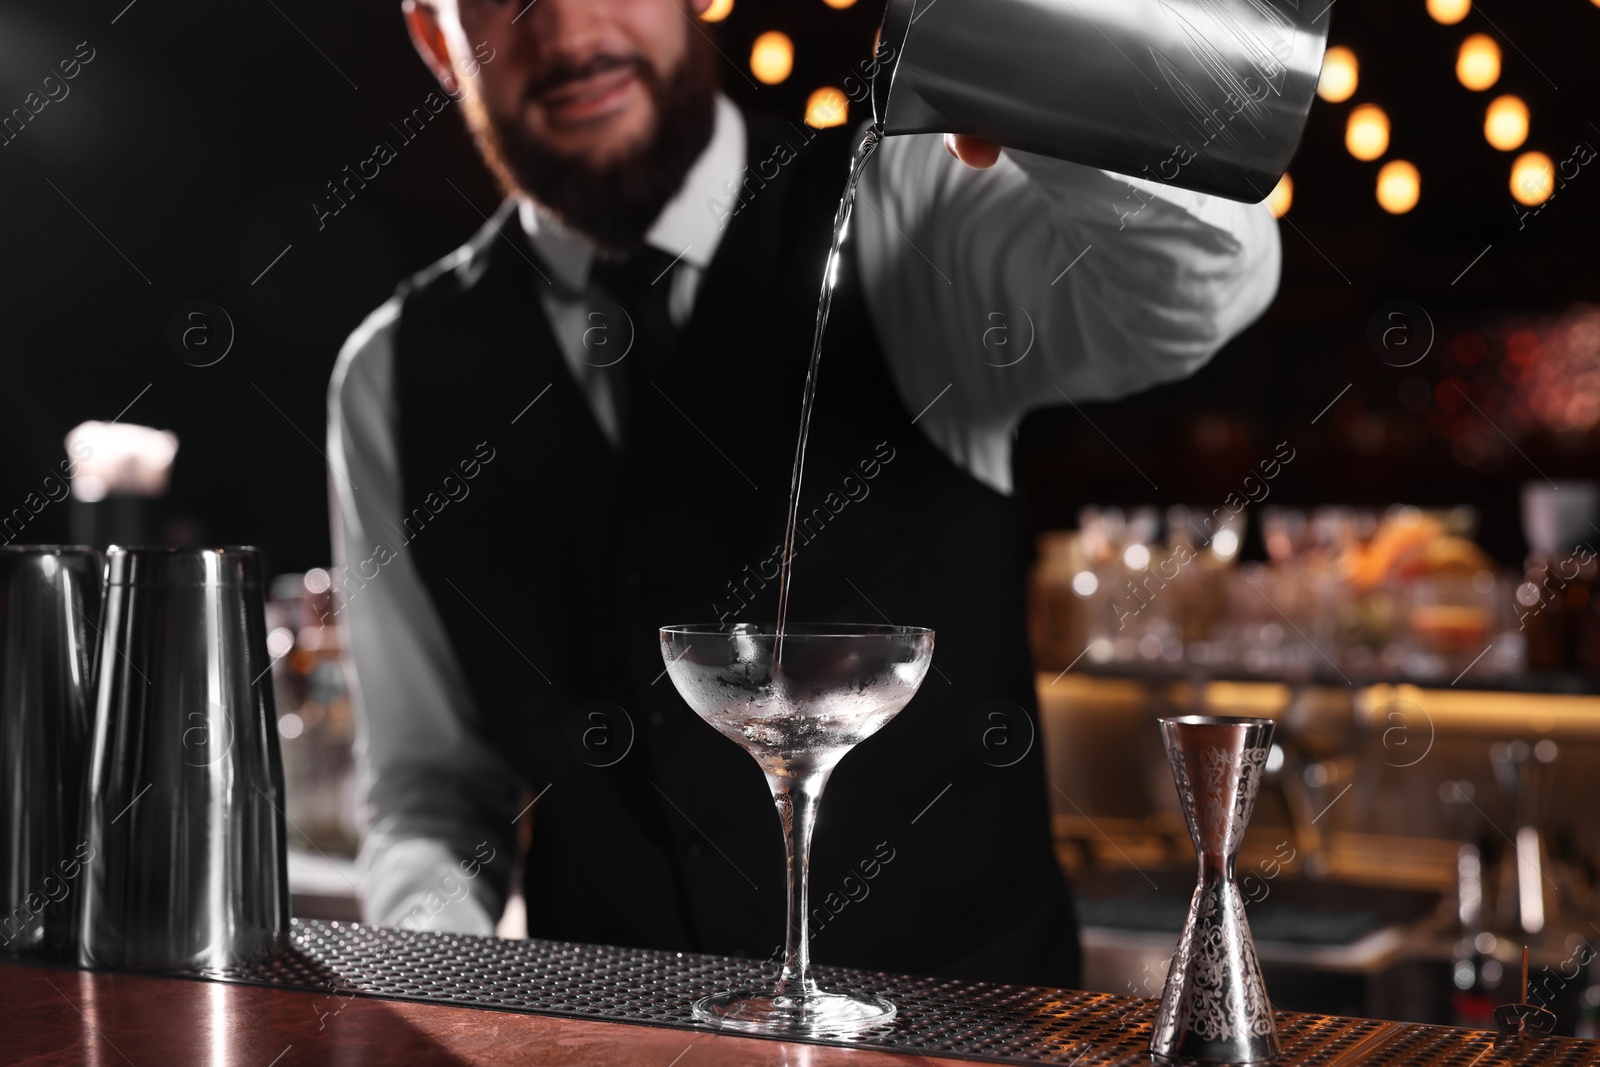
(1, 0, 1597, 578)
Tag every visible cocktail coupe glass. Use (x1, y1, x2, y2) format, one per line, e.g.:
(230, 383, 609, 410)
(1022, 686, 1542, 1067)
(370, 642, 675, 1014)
(660, 622, 935, 1036)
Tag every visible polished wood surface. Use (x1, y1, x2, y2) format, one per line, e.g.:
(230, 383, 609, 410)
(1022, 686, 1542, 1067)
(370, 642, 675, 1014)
(4, 962, 974, 1066)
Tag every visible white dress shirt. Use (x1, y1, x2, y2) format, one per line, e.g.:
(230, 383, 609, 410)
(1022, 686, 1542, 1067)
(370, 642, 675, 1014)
(327, 92, 1281, 933)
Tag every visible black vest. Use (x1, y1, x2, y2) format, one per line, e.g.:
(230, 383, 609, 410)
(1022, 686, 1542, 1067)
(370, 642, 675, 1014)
(392, 114, 1079, 986)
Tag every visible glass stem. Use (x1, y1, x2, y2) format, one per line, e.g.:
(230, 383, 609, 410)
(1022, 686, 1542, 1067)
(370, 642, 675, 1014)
(768, 767, 830, 999)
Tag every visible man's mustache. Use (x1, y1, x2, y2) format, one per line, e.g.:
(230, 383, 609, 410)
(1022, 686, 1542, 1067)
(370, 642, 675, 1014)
(527, 54, 653, 99)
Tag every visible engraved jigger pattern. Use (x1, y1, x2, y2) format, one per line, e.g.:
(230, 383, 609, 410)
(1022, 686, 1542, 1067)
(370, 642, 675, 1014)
(1152, 715, 1279, 1066)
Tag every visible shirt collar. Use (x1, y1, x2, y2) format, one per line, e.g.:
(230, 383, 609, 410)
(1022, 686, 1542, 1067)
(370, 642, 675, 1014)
(516, 93, 746, 293)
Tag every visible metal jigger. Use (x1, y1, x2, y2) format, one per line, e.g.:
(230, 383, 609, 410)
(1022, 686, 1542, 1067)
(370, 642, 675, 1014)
(1153, 716, 1280, 1065)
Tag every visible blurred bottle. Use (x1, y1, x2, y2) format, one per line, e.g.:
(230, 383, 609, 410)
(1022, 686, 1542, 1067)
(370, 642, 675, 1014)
(1028, 531, 1087, 672)
(1518, 482, 1600, 673)
(1451, 931, 1506, 1030)
(1081, 507, 1133, 663)
(1439, 776, 1497, 1027)
(63, 422, 178, 548)
(1490, 739, 1560, 938)
(1578, 956, 1600, 1040)
(265, 569, 357, 856)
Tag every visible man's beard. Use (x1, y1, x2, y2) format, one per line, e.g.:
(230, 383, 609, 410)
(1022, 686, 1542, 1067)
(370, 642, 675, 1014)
(462, 39, 720, 254)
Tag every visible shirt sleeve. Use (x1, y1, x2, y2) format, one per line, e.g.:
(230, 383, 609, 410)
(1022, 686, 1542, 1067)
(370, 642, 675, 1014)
(327, 298, 523, 934)
(855, 131, 1282, 494)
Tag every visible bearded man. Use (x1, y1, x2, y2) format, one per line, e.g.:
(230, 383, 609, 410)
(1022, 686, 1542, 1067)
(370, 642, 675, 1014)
(328, 0, 1280, 987)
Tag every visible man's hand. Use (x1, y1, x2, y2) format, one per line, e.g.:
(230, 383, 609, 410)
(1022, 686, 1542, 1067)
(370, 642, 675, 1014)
(944, 134, 1002, 170)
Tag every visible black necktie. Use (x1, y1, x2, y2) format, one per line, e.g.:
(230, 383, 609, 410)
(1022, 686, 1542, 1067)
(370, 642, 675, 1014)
(589, 247, 681, 449)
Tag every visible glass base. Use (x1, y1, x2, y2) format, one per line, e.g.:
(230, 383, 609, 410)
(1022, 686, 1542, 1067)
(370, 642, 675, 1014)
(692, 988, 896, 1035)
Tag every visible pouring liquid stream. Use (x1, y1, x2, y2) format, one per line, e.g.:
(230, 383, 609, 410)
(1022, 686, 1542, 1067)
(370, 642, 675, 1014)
(773, 124, 883, 666)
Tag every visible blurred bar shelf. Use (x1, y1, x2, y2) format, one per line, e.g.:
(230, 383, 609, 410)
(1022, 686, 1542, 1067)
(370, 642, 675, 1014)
(1036, 668, 1600, 1027)
(1058, 660, 1600, 698)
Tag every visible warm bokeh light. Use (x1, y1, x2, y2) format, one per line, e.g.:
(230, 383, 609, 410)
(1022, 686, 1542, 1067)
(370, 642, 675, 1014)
(1376, 160, 1420, 214)
(1266, 172, 1293, 218)
(1317, 46, 1358, 103)
(822, 0, 858, 8)
(1456, 34, 1501, 91)
(1345, 104, 1390, 161)
(805, 87, 849, 128)
(750, 31, 794, 85)
(1484, 94, 1529, 151)
(1510, 151, 1555, 206)
(1426, 0, 1471, 24)
(699, 0, 734, 22)
(1510, 307, 1600, 434)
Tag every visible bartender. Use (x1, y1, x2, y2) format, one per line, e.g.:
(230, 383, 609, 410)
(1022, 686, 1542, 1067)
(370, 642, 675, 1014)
(327, 0, 1279, 987)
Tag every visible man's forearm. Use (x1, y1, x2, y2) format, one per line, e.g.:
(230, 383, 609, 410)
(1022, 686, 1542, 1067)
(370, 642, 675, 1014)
(854, 132, 1281, 496)
(361, 832, 512, 934)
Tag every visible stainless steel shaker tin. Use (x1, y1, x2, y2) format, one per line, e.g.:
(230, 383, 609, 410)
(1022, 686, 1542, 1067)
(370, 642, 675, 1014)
(0, 546, 102, 956)
(78, 546, 290, 972)
(101, 543, 262, 587)
(873, 0, 1329, 203)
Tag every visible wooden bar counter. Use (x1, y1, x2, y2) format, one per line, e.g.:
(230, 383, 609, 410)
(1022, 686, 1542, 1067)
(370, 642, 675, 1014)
(4, 962, 963, 1066)
(7, 920, 1599, 1066)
